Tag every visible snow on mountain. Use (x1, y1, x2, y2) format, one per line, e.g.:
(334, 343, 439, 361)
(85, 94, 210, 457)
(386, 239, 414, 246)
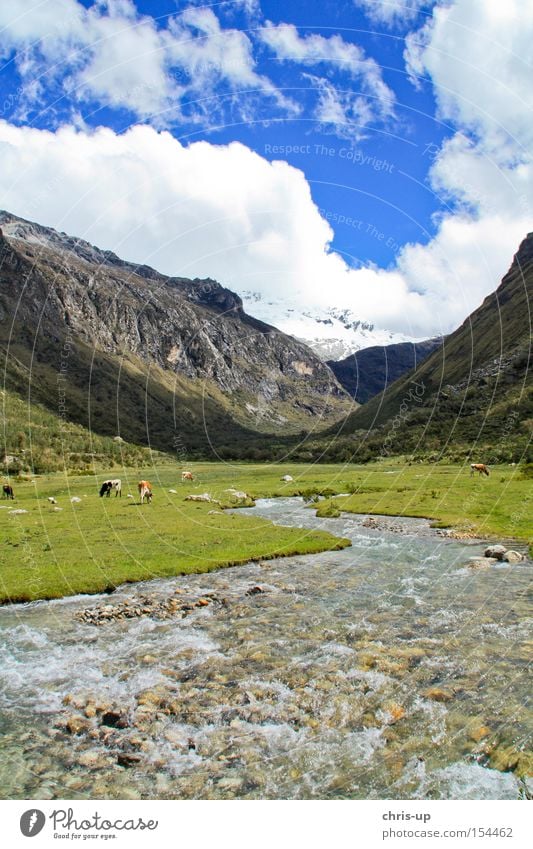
(241, 291, 418, 361)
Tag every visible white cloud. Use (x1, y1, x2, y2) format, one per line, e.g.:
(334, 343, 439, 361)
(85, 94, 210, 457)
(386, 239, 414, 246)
(0, 1, 530, 347)
(355, 0, 431, 28)
(0, 119, 527, 342)
(259, 21, 395, 119)
(307, 74, 384, 141)
(395, 0, 533, 339)
(404, 0, 533, 159)
(0, 0, 291, 122)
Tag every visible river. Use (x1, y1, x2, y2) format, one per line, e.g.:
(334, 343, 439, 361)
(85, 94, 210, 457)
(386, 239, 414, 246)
(0, 498, 531, 799)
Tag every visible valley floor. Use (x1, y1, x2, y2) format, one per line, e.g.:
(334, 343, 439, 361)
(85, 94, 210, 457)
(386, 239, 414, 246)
(1, 462, 531, 603)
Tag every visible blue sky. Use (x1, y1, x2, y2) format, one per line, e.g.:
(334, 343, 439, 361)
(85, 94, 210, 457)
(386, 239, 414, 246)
(0, 1, 531, 339)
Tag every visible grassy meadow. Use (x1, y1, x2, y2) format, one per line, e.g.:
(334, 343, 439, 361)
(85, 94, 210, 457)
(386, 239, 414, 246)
(1, 460, 531, 603)
(314, 462, 532, 543)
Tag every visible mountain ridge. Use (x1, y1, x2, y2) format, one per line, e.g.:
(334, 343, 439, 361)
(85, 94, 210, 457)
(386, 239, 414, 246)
(327, 231, 533, 462)
(0, 211, 353, 460)
(327, 338, 444, 404)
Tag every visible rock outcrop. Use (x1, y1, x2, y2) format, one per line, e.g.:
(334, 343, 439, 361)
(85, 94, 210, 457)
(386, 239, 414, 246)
(0, 211, 351, 455)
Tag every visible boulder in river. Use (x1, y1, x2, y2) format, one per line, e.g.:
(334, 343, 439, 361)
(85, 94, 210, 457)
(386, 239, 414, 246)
(502, 550, 524, 563)
(484, 544, 507, 560)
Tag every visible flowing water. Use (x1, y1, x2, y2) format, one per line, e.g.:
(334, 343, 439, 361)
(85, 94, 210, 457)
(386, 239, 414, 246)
(0, 498, 531, 800)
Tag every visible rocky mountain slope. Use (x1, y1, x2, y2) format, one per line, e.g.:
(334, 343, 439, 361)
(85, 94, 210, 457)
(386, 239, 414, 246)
(0, 211, 352, 458)
(328, 233, 533, 462)
(327, 338, 443, 404)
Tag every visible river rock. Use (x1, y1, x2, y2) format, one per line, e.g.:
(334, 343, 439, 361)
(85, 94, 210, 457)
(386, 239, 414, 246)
(468, 557, 497, 569)
(65, 714, 92, 735)
(423, 687, 454, 703)
(384, 703, 406, 724)
(101, 710, 129, 729)
(78, 750, 111, 769)
(217, 776, 243, 792)
(469, 724, 491, 742)
(502, 550, 524, 563)
(117, 752, 141, 768)
(484, 545, 507, 560)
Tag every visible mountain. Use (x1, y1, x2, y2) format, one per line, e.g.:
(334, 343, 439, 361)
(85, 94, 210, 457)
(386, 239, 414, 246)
(0, 211, 352, 461)
(327, 339, 443, 404)
(240, 291, 417, 361)
(328, 232, 533, 463)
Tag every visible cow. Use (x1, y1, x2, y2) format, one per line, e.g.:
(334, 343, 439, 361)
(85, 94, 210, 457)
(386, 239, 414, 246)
(47, 496, 57, 505)
(181, 471, 194, 481)
(99, 479, 122, 497)
(470, 463, 490, 477)
(138, 480, 153, 503)
(2, 484, 14, 499)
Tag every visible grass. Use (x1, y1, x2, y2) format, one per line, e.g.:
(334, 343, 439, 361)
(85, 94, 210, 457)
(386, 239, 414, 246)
(1, 461, 531, 603)
(315, 463, 532, 543)
(0, 462, 356, 603)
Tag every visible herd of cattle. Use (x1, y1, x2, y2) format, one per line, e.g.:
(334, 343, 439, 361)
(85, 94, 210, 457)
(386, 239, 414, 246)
(97, 471, 197, 503)
(1, 466, 494, 504)
(2, 470, 199, 505)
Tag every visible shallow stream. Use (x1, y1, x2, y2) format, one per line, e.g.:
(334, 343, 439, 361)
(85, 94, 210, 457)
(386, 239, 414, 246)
(0, 498, 531, 799)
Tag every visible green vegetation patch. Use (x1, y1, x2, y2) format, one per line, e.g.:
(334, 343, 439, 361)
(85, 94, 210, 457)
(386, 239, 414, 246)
(0, 463, 354, 603)
(319, 463, 532, 543)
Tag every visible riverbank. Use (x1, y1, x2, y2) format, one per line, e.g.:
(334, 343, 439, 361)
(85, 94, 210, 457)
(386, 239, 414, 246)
(1, 461, 530, 602)
(1, 497, 530, 800)
(312, 463, 532, 548)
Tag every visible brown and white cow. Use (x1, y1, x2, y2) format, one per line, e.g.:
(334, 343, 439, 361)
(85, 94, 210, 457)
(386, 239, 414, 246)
(138, 480, 153, 503)
(470, 463, 490, 477)
(181, 471, 194, 481)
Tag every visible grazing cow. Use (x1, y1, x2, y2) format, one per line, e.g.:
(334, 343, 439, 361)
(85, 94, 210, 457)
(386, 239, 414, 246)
(47, 496, 57, 505)
(281, 475, 293, 482)
(2, 484, 14, 499)
(181, 471, 194, 481)
(99, 479, 122, 497)
(470, 463, 490, 477)
(138, 480, 153, 503)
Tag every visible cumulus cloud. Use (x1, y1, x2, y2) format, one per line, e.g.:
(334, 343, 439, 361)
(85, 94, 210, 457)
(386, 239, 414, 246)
(0, 118, 526, 341)
(0, 0, 291, 122)
(404, 0, 533, 159)
(355, 0, 432, 28)
(0, 1, 530, 346)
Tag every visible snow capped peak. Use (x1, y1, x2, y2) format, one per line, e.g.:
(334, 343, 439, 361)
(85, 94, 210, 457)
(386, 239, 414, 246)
(241, 291, 417, 361)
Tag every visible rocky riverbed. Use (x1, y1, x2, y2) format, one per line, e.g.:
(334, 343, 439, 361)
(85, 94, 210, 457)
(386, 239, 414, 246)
(0, 498, 531, 800)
